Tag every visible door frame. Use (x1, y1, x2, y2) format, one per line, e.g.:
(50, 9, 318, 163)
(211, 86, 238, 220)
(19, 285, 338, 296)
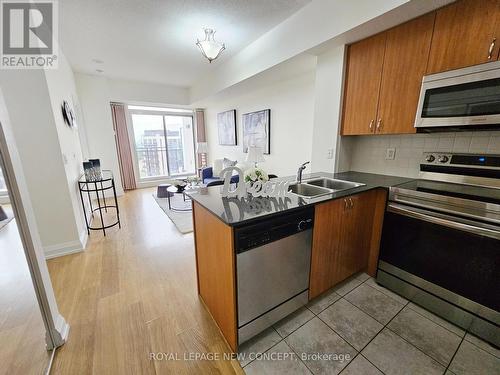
(0, 89, 69, 350)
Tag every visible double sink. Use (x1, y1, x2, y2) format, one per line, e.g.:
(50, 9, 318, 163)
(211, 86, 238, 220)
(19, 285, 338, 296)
(289, 177, 365, 198)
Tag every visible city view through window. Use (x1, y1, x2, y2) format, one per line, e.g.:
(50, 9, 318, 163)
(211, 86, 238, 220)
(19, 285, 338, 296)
(130, 111, 195, 180)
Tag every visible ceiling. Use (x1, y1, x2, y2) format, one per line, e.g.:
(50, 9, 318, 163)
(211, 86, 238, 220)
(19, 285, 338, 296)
(59, 0, 311, 88)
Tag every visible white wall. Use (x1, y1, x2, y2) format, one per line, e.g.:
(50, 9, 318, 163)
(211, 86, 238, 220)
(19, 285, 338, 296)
(0, 68, 84, 257)
(74, 74, 124, 194)
(310, 45, 346, 173)
(106, 77, 189, 105)
(190, 0, 453, 101)
(75, 73, 191, 194)
(0, 87, 69, 347)
(45, 53, 87, 247)
(203, 71, 316, 177)
(347, 131, 500, 178)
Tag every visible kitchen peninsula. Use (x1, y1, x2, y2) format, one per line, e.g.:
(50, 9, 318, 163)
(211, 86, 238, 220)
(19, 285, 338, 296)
(188, 171, 413, 351)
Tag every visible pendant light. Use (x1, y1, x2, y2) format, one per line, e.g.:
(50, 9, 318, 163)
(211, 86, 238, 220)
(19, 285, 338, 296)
(196, 28, 225, 63)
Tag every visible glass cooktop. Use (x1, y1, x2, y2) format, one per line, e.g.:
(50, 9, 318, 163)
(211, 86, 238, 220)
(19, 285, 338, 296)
(394, 180, 500, 206)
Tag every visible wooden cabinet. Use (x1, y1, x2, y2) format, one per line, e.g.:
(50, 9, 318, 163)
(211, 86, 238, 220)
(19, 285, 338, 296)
(338, 193, 377, 279)
(341, 0, 500, 136)
(427, 0, 500, 74)
(309, 189, 386, 299)
(193, 202, 238, 351)
(377, 13, 435, 134)
(341, 33, 386, 135)
(341, 15, 435, 135)
(309, 198, 344, 297)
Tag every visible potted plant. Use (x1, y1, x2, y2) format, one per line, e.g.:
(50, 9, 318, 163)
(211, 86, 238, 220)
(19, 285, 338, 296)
(171, 179, 188, 192)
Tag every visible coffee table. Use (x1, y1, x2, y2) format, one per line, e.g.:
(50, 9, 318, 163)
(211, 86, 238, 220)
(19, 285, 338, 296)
(166, 185, 192, 212)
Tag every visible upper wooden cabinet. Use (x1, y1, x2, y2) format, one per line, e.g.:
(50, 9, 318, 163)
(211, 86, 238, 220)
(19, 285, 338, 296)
(341, 33, 386, 135)
(341, 15, 435, 135)
(309, 190, 384, 299)
(377, 13, 435, 134)
(341, 0, 500, 136)
(427, 0, 500, 74)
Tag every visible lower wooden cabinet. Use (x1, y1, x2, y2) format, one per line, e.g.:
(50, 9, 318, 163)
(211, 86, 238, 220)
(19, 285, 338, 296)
(309, 189, 386, 299)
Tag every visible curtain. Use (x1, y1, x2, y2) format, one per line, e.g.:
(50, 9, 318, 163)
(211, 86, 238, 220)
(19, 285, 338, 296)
(195, 109, 206, 168)
(111, 103, 136, 190)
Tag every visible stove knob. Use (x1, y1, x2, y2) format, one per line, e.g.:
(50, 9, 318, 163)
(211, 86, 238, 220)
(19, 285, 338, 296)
(438, 155, 449, 163)
(425, 154, 436, 163)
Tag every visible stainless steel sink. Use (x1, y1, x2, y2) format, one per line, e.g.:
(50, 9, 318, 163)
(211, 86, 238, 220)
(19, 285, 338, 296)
(305, 177, 365, 191)
(288, 183, 332, 198)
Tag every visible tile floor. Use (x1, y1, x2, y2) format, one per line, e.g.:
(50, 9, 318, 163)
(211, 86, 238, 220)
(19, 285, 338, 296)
(239, 273, 500, 375)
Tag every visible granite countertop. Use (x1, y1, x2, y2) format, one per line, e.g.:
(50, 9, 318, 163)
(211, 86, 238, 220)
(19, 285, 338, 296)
(186, 171, 415, 227)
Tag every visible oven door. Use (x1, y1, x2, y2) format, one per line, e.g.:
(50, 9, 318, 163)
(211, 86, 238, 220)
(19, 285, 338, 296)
(414, 62, 500, 130)
(379, 203, 500, 316)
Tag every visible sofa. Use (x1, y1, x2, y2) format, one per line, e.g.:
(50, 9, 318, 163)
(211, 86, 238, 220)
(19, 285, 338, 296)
(201, 158, 277, 186)
(201, 167, 239, 185)
(201, 158, 241, 186)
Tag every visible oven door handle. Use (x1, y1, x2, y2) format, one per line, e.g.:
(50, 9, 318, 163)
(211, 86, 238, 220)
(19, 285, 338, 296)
(387, 203, 500, 240)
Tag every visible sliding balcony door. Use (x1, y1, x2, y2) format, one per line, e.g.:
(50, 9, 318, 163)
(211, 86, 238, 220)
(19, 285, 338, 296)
(129, 109, 195, 183)
(164, 115, 196, 176)
(131, 114, 168, 179)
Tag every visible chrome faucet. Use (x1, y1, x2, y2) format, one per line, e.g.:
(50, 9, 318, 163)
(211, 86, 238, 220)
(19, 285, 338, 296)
(296, 161, 310, 184)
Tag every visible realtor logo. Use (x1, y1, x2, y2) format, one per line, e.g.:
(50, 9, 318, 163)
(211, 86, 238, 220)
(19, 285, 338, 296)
(1, 0, 58, 69)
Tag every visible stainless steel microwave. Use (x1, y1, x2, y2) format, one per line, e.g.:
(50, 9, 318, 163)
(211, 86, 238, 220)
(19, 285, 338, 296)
(414, 61, 500, 132)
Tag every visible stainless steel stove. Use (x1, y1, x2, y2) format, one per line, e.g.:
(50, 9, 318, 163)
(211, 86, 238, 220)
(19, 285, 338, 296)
(377, 152, 500, 347)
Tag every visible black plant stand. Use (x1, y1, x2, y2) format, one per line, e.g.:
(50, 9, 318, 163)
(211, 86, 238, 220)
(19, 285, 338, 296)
(78, 170, 120, 236)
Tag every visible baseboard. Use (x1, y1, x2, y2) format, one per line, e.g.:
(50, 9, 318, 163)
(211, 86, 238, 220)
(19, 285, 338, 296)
(79, 228, 88, 250)
(54, 313, 70, 344)
(46, 313, 70, 350)
(44, 230, 88, 259)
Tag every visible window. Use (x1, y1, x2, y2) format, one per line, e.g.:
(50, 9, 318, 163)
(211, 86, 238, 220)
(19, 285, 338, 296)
(128, 106, 195, 180)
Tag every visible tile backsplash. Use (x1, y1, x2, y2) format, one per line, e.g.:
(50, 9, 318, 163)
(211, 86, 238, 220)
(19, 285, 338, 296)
(348, 131, 500, 178)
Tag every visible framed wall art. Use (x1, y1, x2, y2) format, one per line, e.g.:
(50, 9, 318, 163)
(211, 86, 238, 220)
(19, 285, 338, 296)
(242, 109, 270, 154)
(217, 110, 237, 145)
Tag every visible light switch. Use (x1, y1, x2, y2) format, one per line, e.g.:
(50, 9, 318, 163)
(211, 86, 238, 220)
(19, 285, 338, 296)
(385, 148, 396, 160)
(327, 149, 334, 159)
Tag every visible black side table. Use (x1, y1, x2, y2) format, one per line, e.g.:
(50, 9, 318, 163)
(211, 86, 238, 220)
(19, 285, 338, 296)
(78, 170, 120, 236)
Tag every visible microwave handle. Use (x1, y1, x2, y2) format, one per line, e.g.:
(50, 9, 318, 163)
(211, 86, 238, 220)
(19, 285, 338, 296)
(387, 203, 500, 240)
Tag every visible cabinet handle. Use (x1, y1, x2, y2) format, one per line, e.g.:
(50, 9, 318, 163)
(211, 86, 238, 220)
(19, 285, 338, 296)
(488, 38, 496, 59)
(369, 119, 374, 132)
(376, 118, 382, 132)
(349, 198, 354, 209)
(343, 199, 348, 211)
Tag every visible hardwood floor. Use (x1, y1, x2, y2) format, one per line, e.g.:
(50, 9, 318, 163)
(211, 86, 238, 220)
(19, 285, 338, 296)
(48, 188, 243, 375)
(0, 206, 52, 375)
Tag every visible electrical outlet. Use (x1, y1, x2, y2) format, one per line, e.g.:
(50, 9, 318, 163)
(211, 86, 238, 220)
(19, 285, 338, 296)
(385, 148, 396, 160)
(327, 149, 334, 159)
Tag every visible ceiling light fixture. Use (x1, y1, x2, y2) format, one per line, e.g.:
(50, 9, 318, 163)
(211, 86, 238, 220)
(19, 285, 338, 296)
(196, 28, 225, 63)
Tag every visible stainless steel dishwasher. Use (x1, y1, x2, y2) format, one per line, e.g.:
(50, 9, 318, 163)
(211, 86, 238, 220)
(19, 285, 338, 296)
(235, 207, 314, 344)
